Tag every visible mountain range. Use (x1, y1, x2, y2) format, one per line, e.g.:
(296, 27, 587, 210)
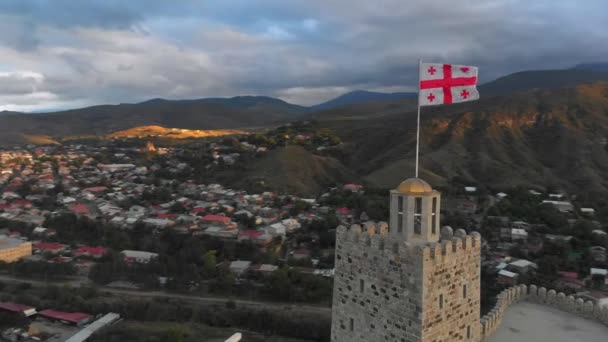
(3, 63, 608, 194)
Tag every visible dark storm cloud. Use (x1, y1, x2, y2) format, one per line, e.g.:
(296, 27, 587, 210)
(0, 0, 607, 110)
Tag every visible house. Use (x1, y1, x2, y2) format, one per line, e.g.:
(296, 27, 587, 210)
(39, 309, 92, 327)
(500, 228, 528, 242)
(127, 205, 147, 218)
(343, 184, 364, 192)
(229, 260, 252, 275)
(203, 226, 238, 239)
(464, 186, 477, 193)
(266, 223, 287, 236)
(202, 214, 232, 226)
(121, 250, 158, 264)
(98, 164, 136, 173)
(0, 237, 32, 263)
(508, 259, 537, 274)
(576, 291, 608, 309)
(255, 264, 278, 275)
(590, 246, 607, 262)
(541, 200, 573, 213)
(70, 203, 91, 216)
(590, 268, 608, 285)
(281, 218, 301, 233)
(142, 218, 175, 229)
(556, 271, 585, 290)
(497, 269, 518, 285)
(74, 246, 108, 258)
(0, 302, 37, 317)
(33, 242, 67, 254)
(581, 207, 595, 216)
(336, 207, 351, 216)
(292, 248, 312, 260)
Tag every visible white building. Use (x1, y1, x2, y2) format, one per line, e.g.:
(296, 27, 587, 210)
(121, 250, 158, 263)
(229, 260, 252, 275)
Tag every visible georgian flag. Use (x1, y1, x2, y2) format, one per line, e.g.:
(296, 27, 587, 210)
(419, 63, 479, 106)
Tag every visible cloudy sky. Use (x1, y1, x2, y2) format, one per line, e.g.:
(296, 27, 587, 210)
(0, 0, 607, 112)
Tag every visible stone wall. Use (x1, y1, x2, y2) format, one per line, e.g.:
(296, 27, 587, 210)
(421, 228, 482, 342)
(480, 284, 608, 341)
(479, 284, 528, 340)
(331, 223, 482, 342)
(331, 223, 425, 342)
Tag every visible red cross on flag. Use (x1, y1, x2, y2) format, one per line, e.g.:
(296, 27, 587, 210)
(419, 63, 479, 106)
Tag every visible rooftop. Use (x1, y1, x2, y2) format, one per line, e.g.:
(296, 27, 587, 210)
(489, 301, 608, 342)
(0, 236, 27, 250)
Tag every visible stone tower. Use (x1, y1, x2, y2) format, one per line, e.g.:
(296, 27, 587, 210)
(331, 178, 482, 342)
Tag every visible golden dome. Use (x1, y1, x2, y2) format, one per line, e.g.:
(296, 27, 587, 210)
(397, 178, 433, 194)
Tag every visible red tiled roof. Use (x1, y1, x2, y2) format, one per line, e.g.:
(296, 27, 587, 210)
(239, 230, 263, 239)
(84, 186, 107, 193)
(558, 271, 579, 280)
(0, 302, 34, 313)
(75, 246, 108, 256)
(10, 200, 32, 207)
(344, 184, 364, 190)
(33, 242, 66, 251)
(157, 213, 176, 220)
(70, 204, 90, 213)
(39, 309, 91, 323)
(202, 214, 231, 224)
(336, 207, 351, 215)
(191, 207, 206, 213)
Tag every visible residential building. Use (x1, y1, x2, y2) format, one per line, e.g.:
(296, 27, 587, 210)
(0, 237, 32, 263)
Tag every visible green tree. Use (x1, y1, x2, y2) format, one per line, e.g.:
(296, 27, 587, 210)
(202, 250, 217, 277)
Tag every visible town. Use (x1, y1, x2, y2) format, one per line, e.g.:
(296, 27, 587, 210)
(0, 129, 607, 341)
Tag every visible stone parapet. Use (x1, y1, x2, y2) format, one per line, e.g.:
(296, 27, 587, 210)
(336, 224, 481, 264)
(480, 284, 608, 341)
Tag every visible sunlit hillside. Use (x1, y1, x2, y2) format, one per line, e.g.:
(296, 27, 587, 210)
(106, 125, 247, 140)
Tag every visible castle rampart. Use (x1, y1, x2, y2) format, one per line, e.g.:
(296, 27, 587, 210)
(480, 284, 608, 341)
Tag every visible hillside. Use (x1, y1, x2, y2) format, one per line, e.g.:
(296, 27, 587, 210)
(213, 145, 359, 195)
(309, 90, 417, 111)
(0, 96, 304, 145)
(314, 81, 608, 192)
(106, 126, 245, 140)
(479, 69, 608, 96)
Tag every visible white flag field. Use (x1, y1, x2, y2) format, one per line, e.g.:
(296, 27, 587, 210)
(419, 63, 479, 106)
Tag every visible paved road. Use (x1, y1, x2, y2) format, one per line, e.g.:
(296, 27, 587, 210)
(0, 274, 331, 316)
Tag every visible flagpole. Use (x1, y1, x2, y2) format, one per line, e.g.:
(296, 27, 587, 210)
(415, 58, 422, 178)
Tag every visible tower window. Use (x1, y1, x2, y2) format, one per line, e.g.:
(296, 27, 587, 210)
(349, 318, 354, 331)
(463, 284, 467, 298)
(467, 325, 471, 339)
(414, 197, 422, 234)
(397, 196, 404, 233)
(360, 279, 364, 293)
(439, 294, 444, 309)
(431, 197, 437, 234)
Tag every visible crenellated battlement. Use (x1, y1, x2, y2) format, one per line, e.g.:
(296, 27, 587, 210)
(479, 284, 608, 341)
(336, 223, 481, 264)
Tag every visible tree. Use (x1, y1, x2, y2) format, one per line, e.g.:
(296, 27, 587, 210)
(163, 326, 187, 342)
(202, 250, 217, 278)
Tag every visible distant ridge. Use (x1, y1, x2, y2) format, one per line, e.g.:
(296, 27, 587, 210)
(479, 69, 608, 95)
(571, 62, 608, 72)
(137, 95, 307, 111)
(309, 90, 417, 111)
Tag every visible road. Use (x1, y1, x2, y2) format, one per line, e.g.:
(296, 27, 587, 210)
(0, 274, 331, 316)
